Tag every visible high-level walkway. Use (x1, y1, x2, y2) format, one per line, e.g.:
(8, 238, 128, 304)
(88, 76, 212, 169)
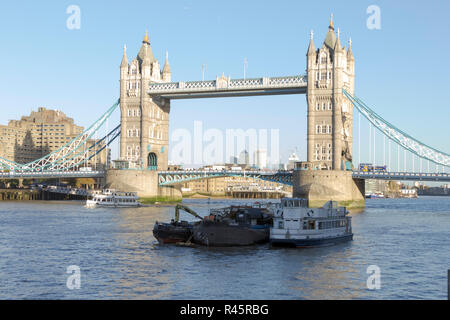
(148, 75, 307, 99)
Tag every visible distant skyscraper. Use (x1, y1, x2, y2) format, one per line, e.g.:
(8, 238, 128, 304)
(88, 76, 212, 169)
(254, 149, 267, 169)
(238, 150, 249, 166)
(287, 151, 300, 170)
(230, 156, 238, 164)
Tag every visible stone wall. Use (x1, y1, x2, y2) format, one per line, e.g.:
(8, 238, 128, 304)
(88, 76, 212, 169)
(105, 169, 181, 199)
(293, 170, 365, 208)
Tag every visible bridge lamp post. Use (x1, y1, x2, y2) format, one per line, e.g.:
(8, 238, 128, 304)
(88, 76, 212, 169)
(244, 58, 248, 80)
(202, 63, 206, 81)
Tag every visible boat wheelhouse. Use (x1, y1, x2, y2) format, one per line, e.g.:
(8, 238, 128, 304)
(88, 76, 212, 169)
(270, 198, 353, 247)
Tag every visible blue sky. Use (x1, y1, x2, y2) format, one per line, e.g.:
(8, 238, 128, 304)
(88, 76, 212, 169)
(0, 0, 449, 170)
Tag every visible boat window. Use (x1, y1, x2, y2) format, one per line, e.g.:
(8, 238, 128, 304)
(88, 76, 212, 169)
(278, 221, 284, 229)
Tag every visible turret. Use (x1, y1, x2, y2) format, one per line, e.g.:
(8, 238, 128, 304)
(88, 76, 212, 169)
(120, 45, 129, 97)
(307, 30, 315, 56)
(323, 14, 336, 51)
(335, 28, 344, 53)
(141, 46, 152, 79)
(347, 38, 355, 73)
(120, 45, 129, 70)
(137, 30, 155, 66)
(162, 51, 171, 82)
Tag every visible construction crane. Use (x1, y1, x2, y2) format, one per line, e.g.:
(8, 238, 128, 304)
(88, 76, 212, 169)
(174, 204, 204, 222)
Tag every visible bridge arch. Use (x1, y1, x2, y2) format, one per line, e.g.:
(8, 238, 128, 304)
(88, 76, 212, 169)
(148, 152, 158, 170)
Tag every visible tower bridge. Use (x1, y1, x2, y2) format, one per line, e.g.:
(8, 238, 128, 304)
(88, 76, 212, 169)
(1, 17, 449, 207)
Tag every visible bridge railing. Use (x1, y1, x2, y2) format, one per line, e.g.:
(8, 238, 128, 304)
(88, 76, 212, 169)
(158, 170, 292, 175)
(352, 170, 450, 180)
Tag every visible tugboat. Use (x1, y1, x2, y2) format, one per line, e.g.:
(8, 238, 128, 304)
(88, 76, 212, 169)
(192, 205, 273, 246)
(153, 204, 203, 244)
(270, 198, 353, 248)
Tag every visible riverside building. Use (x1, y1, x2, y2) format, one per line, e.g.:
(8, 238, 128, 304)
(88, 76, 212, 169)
(0, 107, 109, 169)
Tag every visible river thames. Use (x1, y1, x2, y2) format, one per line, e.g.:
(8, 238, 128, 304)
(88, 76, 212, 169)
(0, 196, 448, 299)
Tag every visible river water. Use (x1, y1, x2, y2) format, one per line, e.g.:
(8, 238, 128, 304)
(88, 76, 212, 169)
(0, 197, 449, 299)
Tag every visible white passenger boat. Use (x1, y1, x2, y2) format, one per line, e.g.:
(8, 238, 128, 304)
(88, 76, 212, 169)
(86, 189, 140, 208)
(270, 198, 352, 247)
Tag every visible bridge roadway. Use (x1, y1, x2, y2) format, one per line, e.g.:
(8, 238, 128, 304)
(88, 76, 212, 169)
(1, 170, 449, 183)
(0, 170, 106, 179)
(158, 170, 450, 185)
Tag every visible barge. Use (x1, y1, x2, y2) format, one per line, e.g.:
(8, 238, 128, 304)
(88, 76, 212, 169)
(153, 204, 203, 244)
(153, 203, 273, 246)
(192, 205, 273, 246)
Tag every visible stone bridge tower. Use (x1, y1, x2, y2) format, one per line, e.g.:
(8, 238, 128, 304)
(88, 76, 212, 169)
(306, 16, 355, 170)
(119, 32, 171, 170)
(294, 17, 363, 208)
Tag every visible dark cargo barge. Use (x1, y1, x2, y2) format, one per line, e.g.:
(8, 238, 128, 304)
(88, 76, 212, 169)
(153, 203, 273, 247)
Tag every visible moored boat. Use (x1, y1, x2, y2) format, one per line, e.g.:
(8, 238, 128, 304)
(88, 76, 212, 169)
(153, 204, 203, 244)
(270, 198, 353, 248)
(192, 205, 273, 246)
(153, 221, 194, 244)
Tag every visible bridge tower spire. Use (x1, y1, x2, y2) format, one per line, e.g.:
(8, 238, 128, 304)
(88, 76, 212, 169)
(306, 17, 355, 170)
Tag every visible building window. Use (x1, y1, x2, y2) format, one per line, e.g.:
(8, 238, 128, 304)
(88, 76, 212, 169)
(328, 102, 332, 110)
(316, 103, 320, 111)
(322, 126, 327, 134)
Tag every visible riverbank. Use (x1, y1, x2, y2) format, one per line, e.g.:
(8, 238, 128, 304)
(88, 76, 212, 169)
(0, 189, 87, 201)
(0, 189, 41, 201)
(139, 196, 182, 205)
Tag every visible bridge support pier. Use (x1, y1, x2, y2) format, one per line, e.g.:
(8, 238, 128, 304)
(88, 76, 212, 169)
(105, 170, 182, 200)
(293, 170, 365, 209)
